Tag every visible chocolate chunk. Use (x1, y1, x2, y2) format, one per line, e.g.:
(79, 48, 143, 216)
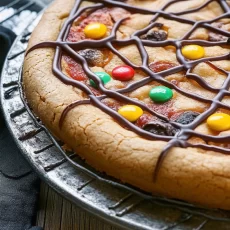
(175, 111, 200, 125)
(154, 22, 164, 28)
(78, 49, 104, 66)
(142, 29, 167, 41)
(143, 121, 178, 136)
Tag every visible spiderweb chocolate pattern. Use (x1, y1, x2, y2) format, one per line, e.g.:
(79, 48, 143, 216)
(26, 0, 230, 180)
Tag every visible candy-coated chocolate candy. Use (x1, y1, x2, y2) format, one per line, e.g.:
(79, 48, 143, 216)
(118, 105, 143, 122)
(90, 72, 111, 88)
(181, 45, 205, 60)
(207, 113, 230, 131)
(84, 23, 107, 39)
(112, 65, 135, 81)
(149, 86, 173, 103)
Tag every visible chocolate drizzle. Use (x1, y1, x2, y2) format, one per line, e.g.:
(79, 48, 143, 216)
(26, 0, 230, 180)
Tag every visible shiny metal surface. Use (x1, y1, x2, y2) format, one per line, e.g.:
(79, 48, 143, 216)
(1, 1, 230, 229)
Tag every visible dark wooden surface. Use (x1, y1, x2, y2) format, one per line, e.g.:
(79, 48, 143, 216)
(36, 182, 121, 230)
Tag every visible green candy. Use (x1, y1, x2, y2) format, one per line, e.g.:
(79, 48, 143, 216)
(149, 86, 173, 103)
(90, 72, 111, 88)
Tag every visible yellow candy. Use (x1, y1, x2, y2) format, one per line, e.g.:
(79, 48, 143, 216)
(118, 105, 143, 122)
(207, 113, 230, 132)
(181, 45, 205, 60)
(84, 22, 107, 39)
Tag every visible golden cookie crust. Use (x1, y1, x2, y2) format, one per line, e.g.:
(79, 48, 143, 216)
(23, 0, 230, 210)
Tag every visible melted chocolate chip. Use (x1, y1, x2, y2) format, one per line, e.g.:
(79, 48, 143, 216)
(141, 29, 167, 41)
(78, 49, 104, 66)
(154, 22, 164, 28)
(143, 121, 178, 136)
(175, 111, 200, 125)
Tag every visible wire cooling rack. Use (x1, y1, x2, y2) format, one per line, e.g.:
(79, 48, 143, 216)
(2, 0, 230, 229)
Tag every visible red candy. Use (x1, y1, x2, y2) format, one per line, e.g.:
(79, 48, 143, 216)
(112, 65, 135, 81)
